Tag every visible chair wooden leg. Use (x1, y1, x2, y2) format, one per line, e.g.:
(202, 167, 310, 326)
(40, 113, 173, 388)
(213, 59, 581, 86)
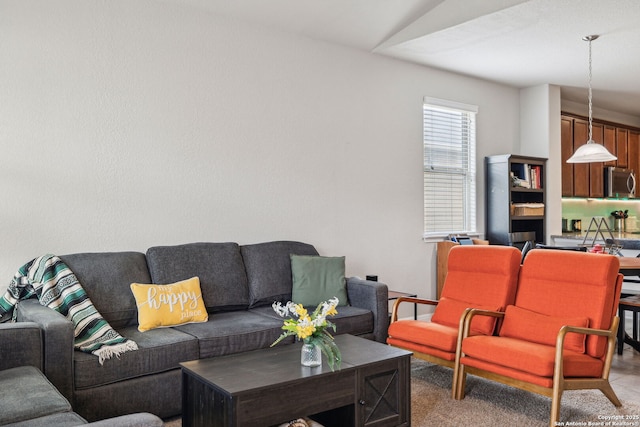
(451, 360, 459, 399)
(550, 393, 562, 427)
(454, 366, 466, 400)
(599, 383, 622, 407)
(550, 377, 564, 427)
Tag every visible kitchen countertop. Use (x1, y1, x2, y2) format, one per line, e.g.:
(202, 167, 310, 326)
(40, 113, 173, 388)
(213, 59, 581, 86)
(552, 232, 640, 250)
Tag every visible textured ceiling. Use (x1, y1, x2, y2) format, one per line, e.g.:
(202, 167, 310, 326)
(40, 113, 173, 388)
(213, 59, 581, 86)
(165, 0, 640, 117)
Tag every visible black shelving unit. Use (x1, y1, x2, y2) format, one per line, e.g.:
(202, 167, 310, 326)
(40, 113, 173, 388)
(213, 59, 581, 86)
(485, 154, 547, 247)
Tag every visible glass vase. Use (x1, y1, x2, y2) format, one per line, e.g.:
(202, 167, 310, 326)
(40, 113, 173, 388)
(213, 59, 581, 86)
(301, 342, 322, 367)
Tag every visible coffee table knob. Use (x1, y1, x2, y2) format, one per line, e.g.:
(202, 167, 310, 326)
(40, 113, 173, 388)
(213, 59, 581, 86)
(359, 399, 366, 405)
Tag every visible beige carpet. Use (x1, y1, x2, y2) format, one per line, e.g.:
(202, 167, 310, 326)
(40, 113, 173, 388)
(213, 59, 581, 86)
(164, 359, 640, 426)
(411, 360, 639, 426)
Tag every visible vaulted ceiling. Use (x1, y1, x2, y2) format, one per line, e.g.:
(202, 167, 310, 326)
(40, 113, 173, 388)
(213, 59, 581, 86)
(166, 0, 640, 118)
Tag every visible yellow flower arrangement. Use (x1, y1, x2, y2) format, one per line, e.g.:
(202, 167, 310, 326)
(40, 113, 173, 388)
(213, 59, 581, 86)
(271, 297, 341, 371)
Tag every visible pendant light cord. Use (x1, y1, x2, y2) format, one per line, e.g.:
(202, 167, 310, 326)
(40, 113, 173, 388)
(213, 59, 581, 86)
(588, 36, 593, 143)
(566, 34, 615, 163)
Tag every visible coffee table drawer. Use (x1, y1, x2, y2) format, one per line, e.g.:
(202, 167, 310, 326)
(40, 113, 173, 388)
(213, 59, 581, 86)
(236, 370, 356, 426)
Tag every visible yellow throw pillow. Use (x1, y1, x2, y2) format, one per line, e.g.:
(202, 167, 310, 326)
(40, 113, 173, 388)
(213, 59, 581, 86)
(130, 277, 208, 332)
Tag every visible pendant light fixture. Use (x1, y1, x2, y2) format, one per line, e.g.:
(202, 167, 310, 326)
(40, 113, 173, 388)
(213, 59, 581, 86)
(566, 35, 617, 163)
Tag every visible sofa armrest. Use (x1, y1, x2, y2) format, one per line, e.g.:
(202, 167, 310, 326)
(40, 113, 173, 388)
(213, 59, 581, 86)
(346, 277, 389, 343)
(84, 413, 164, 427)
(0, 322, 43, 371)
(15, 299, 75, 403)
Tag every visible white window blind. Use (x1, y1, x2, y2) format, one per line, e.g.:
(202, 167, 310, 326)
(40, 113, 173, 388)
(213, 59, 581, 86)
(423, 97, 477, 238)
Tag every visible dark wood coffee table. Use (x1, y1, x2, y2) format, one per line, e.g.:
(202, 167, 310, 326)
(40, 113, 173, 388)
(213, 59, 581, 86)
(180, 334, 412, 427)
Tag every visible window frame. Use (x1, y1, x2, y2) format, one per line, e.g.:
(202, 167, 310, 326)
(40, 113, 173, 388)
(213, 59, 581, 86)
(422, 97, 478, 241)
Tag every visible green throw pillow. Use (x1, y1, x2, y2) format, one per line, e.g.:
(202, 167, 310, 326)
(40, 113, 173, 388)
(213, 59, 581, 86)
(290, 255, 348, 307)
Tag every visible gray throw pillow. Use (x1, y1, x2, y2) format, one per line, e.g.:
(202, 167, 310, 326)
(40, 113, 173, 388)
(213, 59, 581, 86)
(290, 255, 348, 307)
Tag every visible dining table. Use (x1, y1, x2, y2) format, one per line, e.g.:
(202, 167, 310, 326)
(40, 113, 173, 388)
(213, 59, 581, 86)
(617, 256, 640, 276)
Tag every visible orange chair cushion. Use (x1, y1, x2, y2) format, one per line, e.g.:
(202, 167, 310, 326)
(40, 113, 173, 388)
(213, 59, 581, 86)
(388, 319, 459, 353)
(386, 337, 457, 362)
(461, 335, 603, 382)
(499, 305, 589, 353)
(442, 246, 520, 309)
(431, 297, 500, 335)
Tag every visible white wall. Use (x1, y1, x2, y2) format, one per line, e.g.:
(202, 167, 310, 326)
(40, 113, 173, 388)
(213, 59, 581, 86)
(0, 1, 520, 317)
(520, 84, 563, 243)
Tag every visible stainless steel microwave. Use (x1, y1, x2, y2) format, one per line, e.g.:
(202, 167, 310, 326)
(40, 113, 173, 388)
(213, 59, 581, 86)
(605, 167, 636, 198)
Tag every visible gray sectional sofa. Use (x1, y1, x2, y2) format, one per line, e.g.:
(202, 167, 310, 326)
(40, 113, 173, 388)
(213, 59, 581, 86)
(0, 322, 163, 427)
(13, 241, 388, 422)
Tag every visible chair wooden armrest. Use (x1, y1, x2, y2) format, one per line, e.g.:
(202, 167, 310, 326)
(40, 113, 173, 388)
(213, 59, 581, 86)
(390, 297, 437, 322)
(553, 317, 620, 380)
(452, 308, 506, 399)
(460, 308, 505, 338)
(558, 322, 617, 340)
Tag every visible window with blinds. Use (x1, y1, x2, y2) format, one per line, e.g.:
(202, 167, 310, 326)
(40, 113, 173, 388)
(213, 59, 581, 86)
(423, 97, 477, 238)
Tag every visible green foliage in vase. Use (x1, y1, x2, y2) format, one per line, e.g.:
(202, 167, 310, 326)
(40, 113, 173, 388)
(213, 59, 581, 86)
(271, 297, 342, 371)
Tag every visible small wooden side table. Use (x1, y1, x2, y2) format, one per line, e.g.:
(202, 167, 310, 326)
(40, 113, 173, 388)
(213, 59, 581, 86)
(388, 290, 418, 320)
(617, 294, 640, 354)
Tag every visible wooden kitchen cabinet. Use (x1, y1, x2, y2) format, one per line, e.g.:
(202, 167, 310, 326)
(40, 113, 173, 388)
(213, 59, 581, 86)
(629, 131, 640, 179)
(561, 117, 574, 197)
(604, 125, 616, 167)
(616, 128, 629, 168)
(589, 122, 605, 198)
(561, 116, 596, 197)
(561, 113, 640, 198)
(572, 118, 589, 197)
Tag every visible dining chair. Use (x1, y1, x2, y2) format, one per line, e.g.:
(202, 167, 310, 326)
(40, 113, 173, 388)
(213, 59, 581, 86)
(520, 240, 533, 263)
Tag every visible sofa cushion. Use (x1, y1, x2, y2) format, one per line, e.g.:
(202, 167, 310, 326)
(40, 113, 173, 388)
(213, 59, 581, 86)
(5, 412, 88, 427)
(130, 277, 208, 332)
(73, 326, 198, 390)
(431, 297, 500, 335)
(146, 242, 249, 312)
(73, 370, 182, 422)
(290, 255, 348, 307)
(499, 305, 589, 353)
(0, 366, 72, 425)
(60, 252, 151, 328)
(241, 241, 319, 308)
(174, 310, 290, 358)
(325, 305, 374, 337)
(252, 304, 374, 338)
(0, 322, 43, 372)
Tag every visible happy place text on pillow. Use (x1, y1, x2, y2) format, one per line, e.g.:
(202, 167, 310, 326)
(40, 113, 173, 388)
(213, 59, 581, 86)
(145, 286, 202, 318)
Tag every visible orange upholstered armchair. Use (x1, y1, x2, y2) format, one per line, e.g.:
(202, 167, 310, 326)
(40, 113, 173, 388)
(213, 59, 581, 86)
(455, 249, 623, 427)
(387, 245, 521, 396)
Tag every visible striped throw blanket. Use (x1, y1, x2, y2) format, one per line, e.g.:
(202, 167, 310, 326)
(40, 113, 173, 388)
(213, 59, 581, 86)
(0, 254, 137, 364)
